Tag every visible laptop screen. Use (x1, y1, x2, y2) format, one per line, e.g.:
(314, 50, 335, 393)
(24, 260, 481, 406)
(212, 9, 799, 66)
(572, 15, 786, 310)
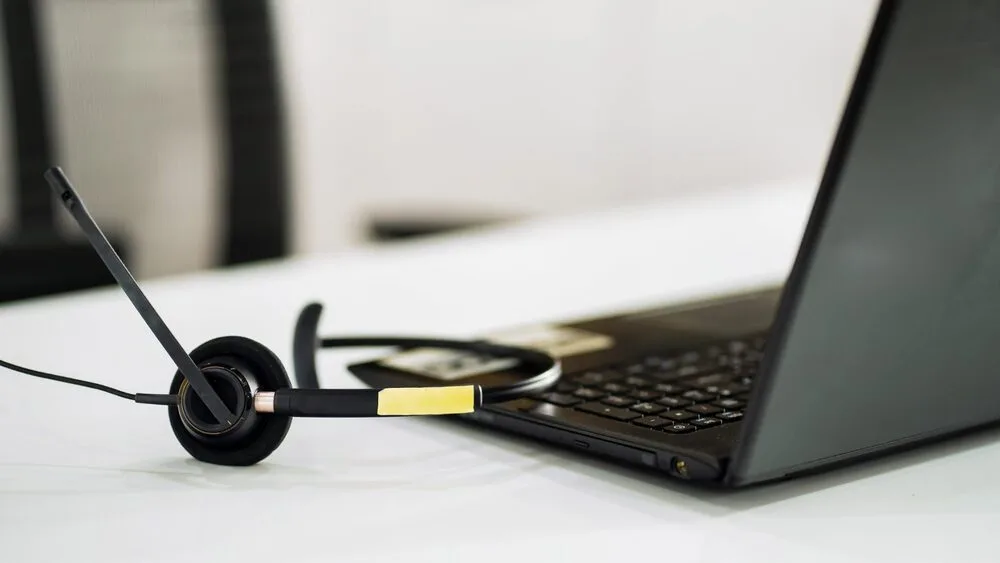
(731, 0, 1000, 484)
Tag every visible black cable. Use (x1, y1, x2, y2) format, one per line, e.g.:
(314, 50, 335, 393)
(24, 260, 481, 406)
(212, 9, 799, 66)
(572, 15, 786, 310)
(0, 357, 175, 405)
(135, 393, 177, 406)
(273, 388, 380, 417)
(0, 357, 134, 399)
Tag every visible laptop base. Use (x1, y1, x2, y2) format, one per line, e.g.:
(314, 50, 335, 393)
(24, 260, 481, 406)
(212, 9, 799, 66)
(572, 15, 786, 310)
(348, 287, 781, 485)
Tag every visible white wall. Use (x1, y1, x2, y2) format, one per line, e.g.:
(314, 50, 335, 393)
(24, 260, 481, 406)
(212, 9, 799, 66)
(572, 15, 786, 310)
(273, 0, 878, 255)
(0, 0, 878, 277)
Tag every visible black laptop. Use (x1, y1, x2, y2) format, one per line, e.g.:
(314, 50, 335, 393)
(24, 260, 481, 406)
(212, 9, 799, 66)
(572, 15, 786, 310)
(347, 0, 1000, 487)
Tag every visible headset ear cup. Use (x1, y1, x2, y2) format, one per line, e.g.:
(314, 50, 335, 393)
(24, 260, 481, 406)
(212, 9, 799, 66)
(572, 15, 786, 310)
(168, 336, 292, 466)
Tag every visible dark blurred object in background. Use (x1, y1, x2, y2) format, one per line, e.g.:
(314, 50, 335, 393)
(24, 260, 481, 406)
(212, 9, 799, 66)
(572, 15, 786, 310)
(0, 0, 290, 303)
(0, 0, 126, 303)
(211, 0, 289, 266)
(368, 210, 513, 242)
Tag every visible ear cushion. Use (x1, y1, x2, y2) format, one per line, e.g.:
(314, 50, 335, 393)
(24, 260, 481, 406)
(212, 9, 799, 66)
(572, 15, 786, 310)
(168, 336, 293, 466)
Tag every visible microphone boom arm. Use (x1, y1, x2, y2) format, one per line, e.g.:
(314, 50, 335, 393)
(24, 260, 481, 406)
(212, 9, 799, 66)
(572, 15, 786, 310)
(42, 167, 233, 425)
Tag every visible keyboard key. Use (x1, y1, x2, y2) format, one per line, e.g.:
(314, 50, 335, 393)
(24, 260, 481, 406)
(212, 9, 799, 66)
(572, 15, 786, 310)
(691, 417, 722, 428)
(676, 365, 704, 377)
(577, 402, 641, 422)
(644, 356, 664, 366)
(555, 382, 577, 393)
(717, 411, 744, 422)
(658, 358, 678, 371)
(682, 390, 715, 402)
(653, 383, 688, 394)
(714, 398, 745, 409)
(625, 364, 647, 375)
(657, 396, 693, 408)
(631, 402, 664, 415)
(663, 423, 696, 433)
(574, 388, 605, 400)
(634, 415, 671, 428)
(602, 382, 630, 394)
(717, 383, 750, 396)
(681, 351, 700, 364)
(574, 371, 620, 385)
(687, 372, 730, 388)
(647, 370, 674, 381)
(624, 376, 652, 387)
(539, 392, 581, 407)
(630, 389, 662, 401)
(688, 404, 722, 416)
(602, 395, 635, 408)
(731, 360, 750, 374)
(663, 410, 696, 421)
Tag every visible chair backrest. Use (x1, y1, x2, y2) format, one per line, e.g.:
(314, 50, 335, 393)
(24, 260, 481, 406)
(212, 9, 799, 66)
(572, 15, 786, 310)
(0, 0, 126, 303)
(210, 0, 289, 266)
(0, 0, 290, 302)
(2, 0, 57, 235)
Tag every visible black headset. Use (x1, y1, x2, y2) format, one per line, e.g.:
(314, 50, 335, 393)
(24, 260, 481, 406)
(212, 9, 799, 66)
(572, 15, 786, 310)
(0, 167, 561, 466)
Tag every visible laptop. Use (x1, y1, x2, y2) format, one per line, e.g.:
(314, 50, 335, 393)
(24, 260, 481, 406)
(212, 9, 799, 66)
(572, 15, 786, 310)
(346, 0, 1000, 487)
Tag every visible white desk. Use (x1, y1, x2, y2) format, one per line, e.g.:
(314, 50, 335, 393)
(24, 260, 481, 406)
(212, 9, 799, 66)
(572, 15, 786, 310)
(2, 178, 995, 563)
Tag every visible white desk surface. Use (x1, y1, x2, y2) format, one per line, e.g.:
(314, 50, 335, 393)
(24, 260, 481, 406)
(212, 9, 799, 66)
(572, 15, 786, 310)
(2, 178, 996, 562)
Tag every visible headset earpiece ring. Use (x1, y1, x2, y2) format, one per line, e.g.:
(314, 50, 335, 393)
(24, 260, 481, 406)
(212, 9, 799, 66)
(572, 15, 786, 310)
(168, 336, 292, 466)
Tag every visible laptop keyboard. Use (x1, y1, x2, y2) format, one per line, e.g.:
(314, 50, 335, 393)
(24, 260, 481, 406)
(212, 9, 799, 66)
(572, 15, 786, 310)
(532, 334, 766, 435)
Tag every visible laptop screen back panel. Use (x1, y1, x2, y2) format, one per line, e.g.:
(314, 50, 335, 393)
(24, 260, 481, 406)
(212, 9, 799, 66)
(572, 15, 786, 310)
(729, 0, 1000, 486)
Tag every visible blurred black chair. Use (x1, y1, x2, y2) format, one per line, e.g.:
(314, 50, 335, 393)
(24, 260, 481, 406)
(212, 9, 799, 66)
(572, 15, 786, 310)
(0, 0, 289, 303)
(211, 0, 289, 265)
(0, 0, 124, 302)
